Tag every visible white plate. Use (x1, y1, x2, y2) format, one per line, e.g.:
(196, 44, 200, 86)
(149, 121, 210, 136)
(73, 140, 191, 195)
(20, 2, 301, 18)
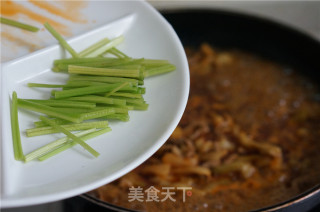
(1, 1, 189, 207)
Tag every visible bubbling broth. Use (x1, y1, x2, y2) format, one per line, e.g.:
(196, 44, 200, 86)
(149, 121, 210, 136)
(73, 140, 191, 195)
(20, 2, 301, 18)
(92, 44, 320, 212)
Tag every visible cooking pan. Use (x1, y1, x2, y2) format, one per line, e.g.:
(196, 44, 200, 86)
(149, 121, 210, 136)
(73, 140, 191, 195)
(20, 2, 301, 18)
(76, 9, 320, 212)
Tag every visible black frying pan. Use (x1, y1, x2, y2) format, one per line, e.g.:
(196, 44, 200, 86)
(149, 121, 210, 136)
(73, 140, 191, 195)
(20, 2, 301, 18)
(163, 9, 320, 83)
(73, 9, 320, 212)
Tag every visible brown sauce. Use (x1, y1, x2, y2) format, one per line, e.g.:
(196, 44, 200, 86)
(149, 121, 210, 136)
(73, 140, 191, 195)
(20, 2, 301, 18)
(93, 44, 320, 211)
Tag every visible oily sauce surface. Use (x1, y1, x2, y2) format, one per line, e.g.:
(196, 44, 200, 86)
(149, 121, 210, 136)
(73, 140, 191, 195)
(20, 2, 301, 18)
(92, 44, 320, 212)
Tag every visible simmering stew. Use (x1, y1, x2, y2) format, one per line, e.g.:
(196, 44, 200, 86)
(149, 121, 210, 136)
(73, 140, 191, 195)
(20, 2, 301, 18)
(92, 44, 320, 212)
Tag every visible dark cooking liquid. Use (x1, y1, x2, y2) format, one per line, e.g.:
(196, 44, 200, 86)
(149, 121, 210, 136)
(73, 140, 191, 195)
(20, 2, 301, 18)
(93, 45, 320, 212)
(185, 46, 320, 211)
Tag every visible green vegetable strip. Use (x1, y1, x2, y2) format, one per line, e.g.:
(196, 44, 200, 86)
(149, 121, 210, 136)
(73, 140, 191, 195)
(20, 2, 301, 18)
(51, 90, 58, 96)
(94, 104, 133, 110)
(53, 60, 135, 72)
(34, 107, 128, 127)
(47, 108, 94, 115)
(144, 64, 176, 77)
(24, 128, 96, 162)
(54, 57, 144, 66)
(65, 81, 108, 86)
(54, 57, 121, 65)
(96, 100, 126, 106)
(54, 83, 131, 99)
(105, 82, 129, 97)
(39, 116, 99, 157)
(110, 65, 142, 70)
(88, 58, 143, 68)
(68, 75, 139, 86)
(38, 128, 111, 161)
(94, 106, 128, 114)
(80, 108, 115, 120)
(109, 92, 143, 99)
(34, 118, 70, 128)
(111, 58, 145, 67)
(122, 87, 146, 94)
(29, 82, 109, 90)
(86, 35, 124, 57)
(28, 83, 65, 88)
(103, 49, 122, 58)
(46, 106, 128, 114)
(44, 22, 79, 58)
(111, 48, 129, 58)
(1, 17, 39, 32)
(109, 48, 129, 58)
(105, 47, 129, 58)
(18, 99, 81, 123)
(68, 65, 141, 78)
(11, 92, 24, 160)
(54, 58, 137, 70)
(28, 81, 112, 89)
(53, 58, 172, 71)
(127, 103, 149, 110)
(98, 104, 134, 110)
(27, 121, 108, 137)
(23, 99, 96, 109)
(62, 95, 113, 104)
(64, 95, 126, 106)
(113, 96, 145, 105)
(65, 81, 111, 88)
(137, 87, 146, 94)
(68, 61, 144, 71)
(51, 66, 61, 72)
(142, 59, 171, 67)
(105, 113, 129, 122)
(79, 39, 129, 59)
(79, 37, 110, 57)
